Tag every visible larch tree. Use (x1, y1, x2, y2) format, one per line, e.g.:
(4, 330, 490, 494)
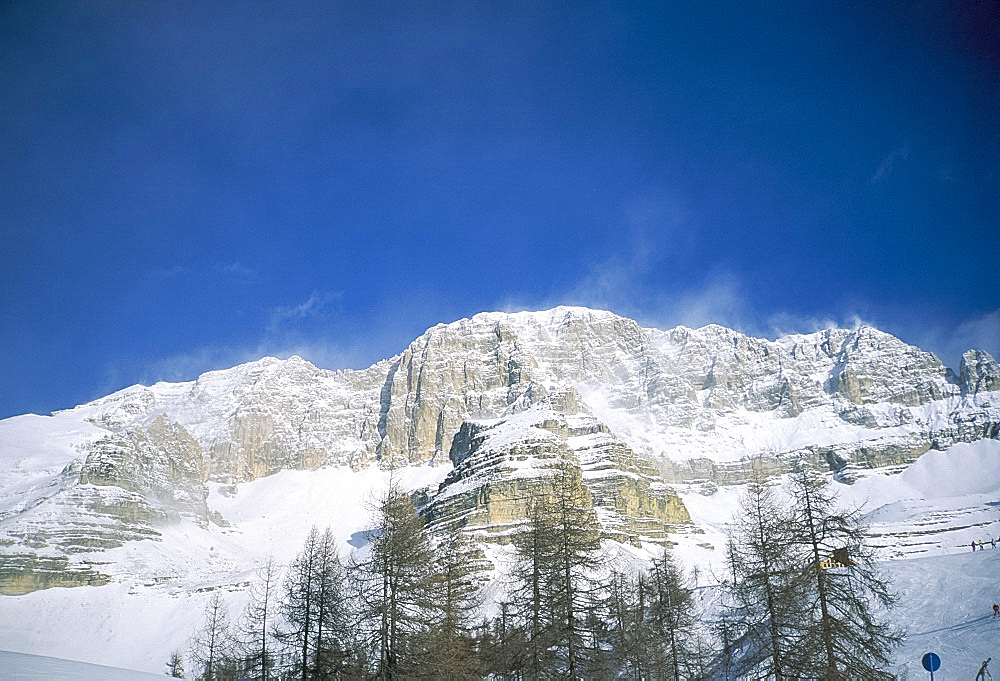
(189, 591, 232, 681)
(786, 467, 902, 679)
(508, 495, 560, 679)
(165, 649, 185, 678)
(546, 465, 604, 679)
(645, 547, 697, 681)
(725, 473, 806, 679)
(413, 535, 483, 680)
(239, 556, 280, 680)
(604, 568, 651, 680)
(349, 483, 438, 680)
(280, 526, 350, 679)
(510, 465, 604, 680)
(479, 599, 526, 680)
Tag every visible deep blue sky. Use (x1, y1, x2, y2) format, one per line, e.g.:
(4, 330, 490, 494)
(2, 2, 998, 418)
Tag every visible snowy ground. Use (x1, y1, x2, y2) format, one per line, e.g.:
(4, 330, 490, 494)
(0, 441, 997, 677)
(891, 549, 1000, 679)
(0, 650, 170, 679)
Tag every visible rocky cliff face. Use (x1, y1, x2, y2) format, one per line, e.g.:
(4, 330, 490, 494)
(60, 308, 1000, 484)
(1, 307, 998, 593)
(423, 392, 689, 548)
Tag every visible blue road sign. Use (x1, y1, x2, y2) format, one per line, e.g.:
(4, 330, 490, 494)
(922, 652, 941, 673)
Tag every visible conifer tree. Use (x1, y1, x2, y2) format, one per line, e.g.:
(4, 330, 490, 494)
(413, 535, 483, 680)
(508, 495, 559, 679)
(509, 465, 603, 679)
(725, 473, 805, 679)
(311, 527, 350, 676)
(546, 465, 604, 679)
(280, 526, 350, 679)
(239, 556, 280, 680)
(480, 600, 525, 680)
(349, 484, 438, 680)
(189, 592, 233, 681)
(283, 528, 319, 679)
(786, 467, 902, 679)
(645, 547, 697, 681)
(605, 569, 654, 681)
(165, 649, 185, 678)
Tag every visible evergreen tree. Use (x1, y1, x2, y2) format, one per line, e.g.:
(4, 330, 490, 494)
(349, 483, 438, 680)
(189, 592, 233, 681)
(786, 467, 902, 679)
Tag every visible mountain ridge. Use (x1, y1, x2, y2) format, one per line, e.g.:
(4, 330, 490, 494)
(1, 306, 998, 596)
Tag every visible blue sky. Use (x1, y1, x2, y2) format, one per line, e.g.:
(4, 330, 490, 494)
(2, 2, 998, 419)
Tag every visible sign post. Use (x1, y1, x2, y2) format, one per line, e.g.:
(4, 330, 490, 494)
(922, 652, 941, 681)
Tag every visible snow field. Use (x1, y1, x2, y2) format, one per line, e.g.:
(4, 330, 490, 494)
(0, 439, 996, 675)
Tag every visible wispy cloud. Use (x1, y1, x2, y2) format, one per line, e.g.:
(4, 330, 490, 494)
(764, 310, 873, 338)
(906, 308, 1000, 369)
(256, 340, 375, 371)
(656, 275, 750, 330)
(266, 290, 343, 334)
(136, 345, 262, 385)
(108, 290, 359, 389)
(493, 188, 700, 319)
(871, 143, 910, 184)
(132, 335, 371, 388)
(214, 261, 255, 281)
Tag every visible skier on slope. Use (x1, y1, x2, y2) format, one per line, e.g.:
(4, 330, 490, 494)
(993, 603, 999, 618)
(976, 658, 992, 681)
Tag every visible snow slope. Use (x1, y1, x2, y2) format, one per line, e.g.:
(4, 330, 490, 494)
(0, 650, 170, 680)
(0, 439, 996, 676)
(1, 309, 997, 676)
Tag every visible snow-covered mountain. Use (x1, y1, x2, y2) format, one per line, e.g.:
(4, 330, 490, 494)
(1, 307, 998, 674)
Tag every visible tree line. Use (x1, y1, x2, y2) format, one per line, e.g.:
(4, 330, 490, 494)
(177, 465, 901, 680)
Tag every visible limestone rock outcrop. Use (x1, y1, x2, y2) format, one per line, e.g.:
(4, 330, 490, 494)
(959, 350, 1000, 396)
(2, 306, 998, 593)
(423, 402, 689, 548)
(64, 308, 1000, 485)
